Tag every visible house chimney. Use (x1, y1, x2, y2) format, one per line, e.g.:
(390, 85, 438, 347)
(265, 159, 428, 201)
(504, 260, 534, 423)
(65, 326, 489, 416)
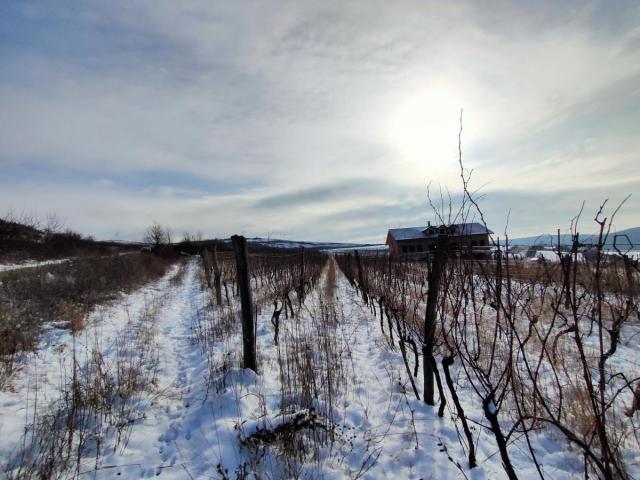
(428, 221, 431, 227)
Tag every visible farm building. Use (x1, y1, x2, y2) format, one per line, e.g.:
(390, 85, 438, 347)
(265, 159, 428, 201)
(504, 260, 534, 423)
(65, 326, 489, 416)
(386, 222, 493, 257)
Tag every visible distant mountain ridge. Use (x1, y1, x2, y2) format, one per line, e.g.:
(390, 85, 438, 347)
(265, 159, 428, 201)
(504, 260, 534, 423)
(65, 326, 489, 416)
(510, 226, 640, 248)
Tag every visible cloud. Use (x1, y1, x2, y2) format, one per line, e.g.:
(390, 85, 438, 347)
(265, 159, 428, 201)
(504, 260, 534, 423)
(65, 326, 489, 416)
(1, 1, 638, 241)
(255, 178, 397, 209)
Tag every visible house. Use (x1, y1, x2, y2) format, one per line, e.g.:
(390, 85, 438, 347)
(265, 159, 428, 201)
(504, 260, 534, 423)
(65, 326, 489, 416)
(386, 222, 493, 257)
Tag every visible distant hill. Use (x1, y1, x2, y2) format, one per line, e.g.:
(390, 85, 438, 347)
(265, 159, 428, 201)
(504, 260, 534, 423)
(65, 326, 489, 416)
(170, 237, 387, 256)
(510, 226, 640, 248)
(247, 237, 385, 251)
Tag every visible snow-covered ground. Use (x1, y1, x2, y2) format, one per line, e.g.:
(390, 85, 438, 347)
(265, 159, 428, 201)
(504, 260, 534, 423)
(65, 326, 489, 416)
(0, 262, 184, 463)
(91, 260, 477, 478)
(526, 249, 586, 262)
(0, 258, 71, 272)
(2, 258, 637, 478)
(0, 251, 137, 272)
(326, 244, 388, 253)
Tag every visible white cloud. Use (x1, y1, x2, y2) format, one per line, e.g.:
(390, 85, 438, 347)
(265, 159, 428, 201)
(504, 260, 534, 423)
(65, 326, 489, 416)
(1, 1, 638, 241)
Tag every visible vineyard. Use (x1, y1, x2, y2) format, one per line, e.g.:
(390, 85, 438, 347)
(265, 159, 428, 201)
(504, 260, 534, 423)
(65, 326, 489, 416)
(0, 228, 639, 479)
(336, 229, 640, 479)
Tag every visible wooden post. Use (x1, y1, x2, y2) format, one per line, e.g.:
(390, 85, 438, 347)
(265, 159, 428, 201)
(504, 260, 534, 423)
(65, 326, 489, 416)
(299, 247, 305, 307)
(623, 255, 637, 298)
(423, 236, 448, 405)
(354, 250, 368, 303)
(212, 244, 222, 306)
(495, 237, 502, 325)
(201, 248, 213, 289)
(559, 229, 572, 308)
(231, 235, 257, 372)
(345, 254, 355, 288)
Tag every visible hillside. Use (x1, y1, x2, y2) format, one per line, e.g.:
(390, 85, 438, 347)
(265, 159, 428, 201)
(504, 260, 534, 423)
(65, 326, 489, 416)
(0, 218, 138, 263)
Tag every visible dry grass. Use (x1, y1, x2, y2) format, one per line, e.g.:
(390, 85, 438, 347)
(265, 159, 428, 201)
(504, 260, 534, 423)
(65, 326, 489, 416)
(5, 293, 165, 479)
(323, 258, 337, 301)
(193, 255, 343, 477)
(0, 253, 175, 388)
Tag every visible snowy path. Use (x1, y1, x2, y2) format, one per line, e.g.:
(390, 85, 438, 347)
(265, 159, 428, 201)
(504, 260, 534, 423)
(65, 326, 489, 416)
(321, 266, 480, 479)
(326, 267, 596, 480)
(86, 260, 212, 478)
(83, 260, 276, 478)
(85, 259, 257, 478)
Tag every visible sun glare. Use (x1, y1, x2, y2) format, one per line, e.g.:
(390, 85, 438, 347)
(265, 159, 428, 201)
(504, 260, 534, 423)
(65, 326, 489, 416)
(387, 88, 464, 181)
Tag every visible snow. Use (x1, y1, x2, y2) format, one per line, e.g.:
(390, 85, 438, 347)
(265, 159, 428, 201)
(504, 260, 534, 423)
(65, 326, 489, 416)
(0, 258, 70, 272)
(0, 262, 184, 470)
(239, 409, 315, 439)
(327, 244, 388, 253)
(0, 251, 136, 272)
(527, 249, 585, 262)
(2, 257, 637, 478)
(605, 249, 640, 260)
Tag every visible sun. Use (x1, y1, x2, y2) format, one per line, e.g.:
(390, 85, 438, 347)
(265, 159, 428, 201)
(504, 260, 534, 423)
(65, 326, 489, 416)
(387, 87, 464, 180)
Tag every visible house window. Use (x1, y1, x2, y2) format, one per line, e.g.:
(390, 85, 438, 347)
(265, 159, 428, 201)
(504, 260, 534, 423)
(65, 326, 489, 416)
(417, 245, 424, 252)
(402, 246, 408, 253)
(409, 245, 416, 253)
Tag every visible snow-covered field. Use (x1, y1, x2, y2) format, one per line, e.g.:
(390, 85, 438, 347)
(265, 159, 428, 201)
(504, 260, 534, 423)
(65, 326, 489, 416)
(0, 258, 71, 272)
(1, 257, 638, 478)
(526, 249, 585, 262)
(0, 251, 137, 272)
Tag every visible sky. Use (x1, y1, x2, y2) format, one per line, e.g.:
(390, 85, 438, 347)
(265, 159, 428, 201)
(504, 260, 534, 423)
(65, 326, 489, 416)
(1, 0, 639, 243)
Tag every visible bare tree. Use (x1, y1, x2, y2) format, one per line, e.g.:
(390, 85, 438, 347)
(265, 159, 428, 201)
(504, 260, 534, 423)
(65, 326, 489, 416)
(44, 213, 64, 237)
(143, 222, 170, 249)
